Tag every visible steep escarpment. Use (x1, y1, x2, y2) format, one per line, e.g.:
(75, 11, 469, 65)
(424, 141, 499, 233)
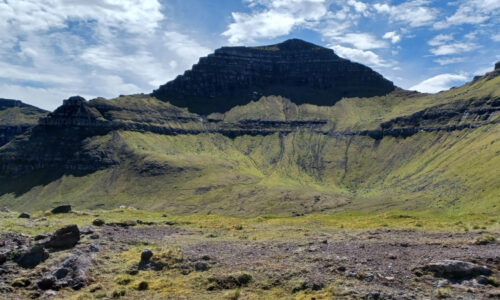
(153, 39, 395, 114)
(0, 99, 47, 146)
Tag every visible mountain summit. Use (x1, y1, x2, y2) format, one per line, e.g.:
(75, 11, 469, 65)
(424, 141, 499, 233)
(153, 39, 395, 114)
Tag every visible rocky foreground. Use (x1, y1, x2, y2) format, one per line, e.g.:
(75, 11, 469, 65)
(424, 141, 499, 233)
(0, 208, 499, 299)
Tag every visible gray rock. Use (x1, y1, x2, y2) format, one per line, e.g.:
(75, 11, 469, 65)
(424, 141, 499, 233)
(34, 234, 49, 241)
(15, 245, 49, 268)
(437, 279, 449, 287)
(423, 259, 492, 280)
(58, 254, 92, 290)
(79, 226, 94, 235)
(51, 205, 71, 214)
(477, 275, 490, 285)
(44, 225, 80, 250)
(141, 249, 153, 262)
(0, 207, 10, 213)
(194, 261, 209, 271)
(41, 290, 58, 299)
(54, 268, 69, 279)
(88, 245, 100, 252)
(37, 276, 56, 290)
(18, 212, 30, 219)
(92, 219, 105, 226)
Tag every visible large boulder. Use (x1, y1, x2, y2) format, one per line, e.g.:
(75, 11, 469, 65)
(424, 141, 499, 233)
(15, 245, 49, 268)
(51, 205, 72, 214)
(422, 259, 492, 280)
(44, 225, 80, 250)
(53, 253, 92, 290)
(18, 212, 30, 219)
(36, 276, 56, 290)
(140, 249, 153, 263)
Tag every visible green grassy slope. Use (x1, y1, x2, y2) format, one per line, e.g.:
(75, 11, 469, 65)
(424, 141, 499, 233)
(0, 100, 47, 126)
(217, 71, 500, 131)
(0, 71, 498, 215)
(1, 123, 498, 215)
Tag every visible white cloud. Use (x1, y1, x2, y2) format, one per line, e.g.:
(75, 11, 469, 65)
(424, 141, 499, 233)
(222, 0, 328, 44)
(383, 31, 401, 44)
(434, 0, 500, 29)
(0, 0, 215, 110)
(164, 32, 211, 65)
(329, 45, 390, 68)
(492, 34, 500, 42)
(347, 0, 369, 16)
(373, 1, 438, 27)
(0, 83, 80, 110)
(329, 33, 387, 50)
(0, 61, 80, 85)
(474, 66, 494, 76)
(430, 42, 478, 56)
(0, 0, 163, 35)
(428, 34, 454, 46)
(0, 74, 142, 110)
(410, 73, 468, 93)
(434, 57, 465, 65)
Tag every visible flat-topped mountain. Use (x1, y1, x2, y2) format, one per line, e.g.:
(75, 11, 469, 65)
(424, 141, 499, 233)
(153, 39, 395, 114)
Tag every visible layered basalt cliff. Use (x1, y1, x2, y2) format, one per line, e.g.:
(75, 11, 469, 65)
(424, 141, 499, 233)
(153, 39, 395, 114)
(0, 125, 32, 146)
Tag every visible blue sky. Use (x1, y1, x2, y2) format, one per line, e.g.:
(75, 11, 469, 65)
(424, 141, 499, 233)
(0, 0, 499, 110)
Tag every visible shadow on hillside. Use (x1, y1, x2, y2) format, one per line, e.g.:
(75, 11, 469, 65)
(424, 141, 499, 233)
(0, 167, 95, 197)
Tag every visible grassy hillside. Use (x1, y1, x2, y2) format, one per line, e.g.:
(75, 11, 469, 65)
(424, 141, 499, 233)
(0, 71, 498, 215)
(0, 99, 47, 126)
(1, 123, 498, 216)
(216, 71, 500, 131)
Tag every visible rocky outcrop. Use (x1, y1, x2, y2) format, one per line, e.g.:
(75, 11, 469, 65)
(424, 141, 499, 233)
(153, 39, 395, 114)
(422, 260, 492, 280)
(380, 97, 500, 130)
(51, 205, 72, 214)
(0, 125, 32, 147)
(43, 225, 80, 250)
(15, 245, 49, 268)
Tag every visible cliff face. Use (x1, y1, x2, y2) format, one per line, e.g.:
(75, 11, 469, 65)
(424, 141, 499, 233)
(0, 99, 48, 147)
(153, 39, 395, 114)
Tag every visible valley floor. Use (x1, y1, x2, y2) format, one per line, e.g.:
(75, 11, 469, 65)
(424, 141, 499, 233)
(0, 209, 499, 299)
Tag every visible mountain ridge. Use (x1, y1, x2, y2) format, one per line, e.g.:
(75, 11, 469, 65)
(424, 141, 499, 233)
(0, 61, 498, 215)
(0, 40, 499, 216)
(153, 39, 395, 114)
(0, 98, 48, 147)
